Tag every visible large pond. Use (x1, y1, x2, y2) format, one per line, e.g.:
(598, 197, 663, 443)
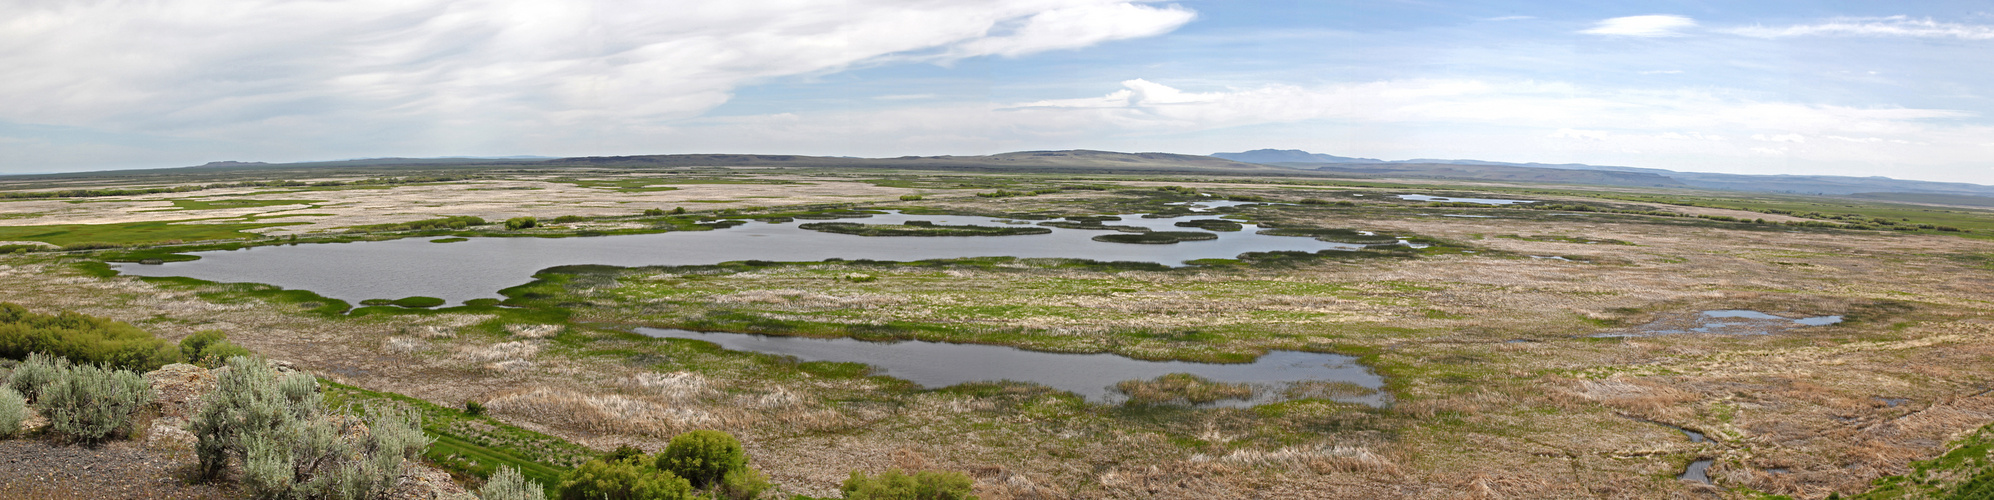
(118, 208, 1375, 306)
(640, 327, 1388, 407)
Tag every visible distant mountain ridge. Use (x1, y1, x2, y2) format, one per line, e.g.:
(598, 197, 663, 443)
(1213, 149, 1994, 198)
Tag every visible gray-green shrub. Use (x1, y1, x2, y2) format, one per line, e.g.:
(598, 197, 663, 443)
(6, 351, 67, 401)
(0, 386, 24, 437)
(480, 465, 549, 500)
(655, 429, 748, 489)
(40, 362, 154, 444)
(192, 356, 433, 499)
(841, 468, 977, 500)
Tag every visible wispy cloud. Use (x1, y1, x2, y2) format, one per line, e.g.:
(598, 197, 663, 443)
(1581, 15, 1698, 37)
(1484, 16, 1534, 22)
(1724, 16, 1994, 39)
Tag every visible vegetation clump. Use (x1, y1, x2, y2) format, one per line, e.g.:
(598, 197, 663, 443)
(39, 361, 154, 444)
(1113, 373, 1255, 406)
(481, 465, 550, 500)
(191, 356, 433, 498)
(1256, 227, 1399, 244)
(178, 330, 252, 368)
(389, 296, 447, 308)
(353, 215, 485, 232)
(1173, 218, 1244, 232)
(840, 468, 977, 500)
(0, 386, 23, 437)
(799, 222, 1051, 237)
(555, 430, 769, 500)
(431, 237, 469, 243)
(506, 217, 539, 230)
(0, 303, 174, 371)
(899, 194, 924, 201)
(1091, 231, 1217, 244)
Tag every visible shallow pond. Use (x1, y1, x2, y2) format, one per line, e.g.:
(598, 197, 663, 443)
(1396, 194, 1536, 205)
(639, 327, 1389, 407)
(118, 211, 1374, 306)
(1593, 310, 1844, 337)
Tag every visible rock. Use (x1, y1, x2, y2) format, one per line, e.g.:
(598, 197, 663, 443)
(144, 363, 216, 420)
(384, 462, 477, 500)
(145, 417, 196, 452)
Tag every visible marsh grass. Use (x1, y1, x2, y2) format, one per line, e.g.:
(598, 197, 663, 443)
(1114, 374, 1255, 406)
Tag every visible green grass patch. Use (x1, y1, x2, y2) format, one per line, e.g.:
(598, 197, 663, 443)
(430, 237, 469, 243)
(0, 220, 303, 247)
(323, 381, 592, 496)
(798, 221, 1051, 237)
(1093, 231, 1218, 244)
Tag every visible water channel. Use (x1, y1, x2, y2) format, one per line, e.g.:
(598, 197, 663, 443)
(640, 327, 1389, 407)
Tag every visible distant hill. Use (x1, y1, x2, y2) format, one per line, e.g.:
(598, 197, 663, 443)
(1214, 149, 1994, 197)
(542, 150, 1284, 173)
(1212, 149, 1386, 164)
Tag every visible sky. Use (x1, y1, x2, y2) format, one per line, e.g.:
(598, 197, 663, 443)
(2, 1, 1991, 183)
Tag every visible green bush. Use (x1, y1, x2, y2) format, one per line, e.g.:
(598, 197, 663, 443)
(552, 215, 586, 224)
(7, 351, 68, 401)
(391, 296, 447, 308)
(0, 386, 24, 437)
(178, 330, 252, 368)
(643, 208, 668, 216)
(898, 195, 924, 201)
(557, 458, 693, 500)
(466, 400, 486, 417)
(841, 469, 976, 500)
(40, 362, 154, 444)
(656, 429, 748, 489)
(0, 303, 174, 371)
(193, 356, 433, 499)
(481, 465, 549, 500)
(719, 466, 771, 500)
(506, 217, 539, 230)
(672, 207, 687, 214)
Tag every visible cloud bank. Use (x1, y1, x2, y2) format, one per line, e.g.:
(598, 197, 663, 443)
(0, 0, 1194, 155)
(1724, 16, 1994, 40)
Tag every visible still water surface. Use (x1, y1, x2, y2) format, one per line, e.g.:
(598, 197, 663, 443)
(119, 210, 1371, 306)
(640, 327, 1388, 407)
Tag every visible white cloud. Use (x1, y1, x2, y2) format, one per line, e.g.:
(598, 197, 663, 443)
(1581, 15, 1698, 37)
(1640, 70, 1684, 75)
(874, 94, 939, 101)
(1549, 128, 1609, 141)
(1724, 16, 1994, 39)
(0, 0, 1193, 144)
(1752, 133, 1807, 143)
(1485, 16, 1535, 22)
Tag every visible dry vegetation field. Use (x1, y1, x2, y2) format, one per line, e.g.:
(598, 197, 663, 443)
(2, 166, 1991, 499)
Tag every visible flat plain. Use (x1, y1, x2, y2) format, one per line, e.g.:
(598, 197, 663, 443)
(2, 163, 1991, 499)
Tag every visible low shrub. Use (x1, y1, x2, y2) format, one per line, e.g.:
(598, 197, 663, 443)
(178, 330, 252, 368)
(481, 465, 549, 500)
(898, 194, 924, 201)
(193, 356, 434, 499)
(557, 458, 693, 500)
(7, 352, 68, 401)
(0, 386, 24, 437)
(656, 429, 748, 489)
(552, 215, 586, 224)
(40, 362, 154, 444)
(506, 217, 538, 230)
(466, 400, 486, 417)
(841, 468, 976, 500)
(642, 208, 668, 216)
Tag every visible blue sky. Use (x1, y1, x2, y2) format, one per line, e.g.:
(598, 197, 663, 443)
(1, 1, 1990, 183)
